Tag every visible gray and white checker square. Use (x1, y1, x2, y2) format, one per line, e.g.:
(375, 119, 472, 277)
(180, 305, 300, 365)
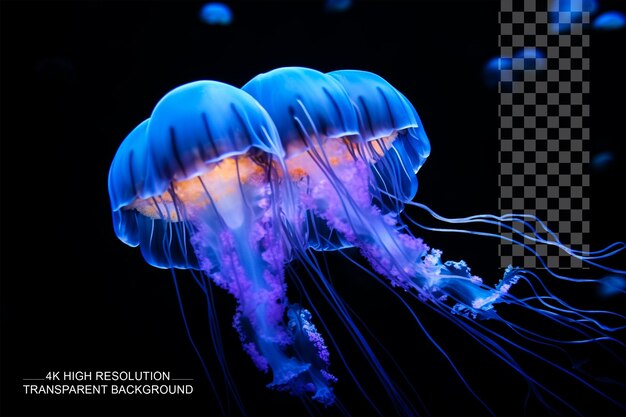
(498, 0, 590, 269)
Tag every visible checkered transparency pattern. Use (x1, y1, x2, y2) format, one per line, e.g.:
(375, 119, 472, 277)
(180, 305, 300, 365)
(498, 0, 590, 269)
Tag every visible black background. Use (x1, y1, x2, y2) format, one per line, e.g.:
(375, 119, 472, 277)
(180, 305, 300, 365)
(1, 1, 625, 416)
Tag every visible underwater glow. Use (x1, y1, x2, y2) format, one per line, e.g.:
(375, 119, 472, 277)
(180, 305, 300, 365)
(598, 275, 626, 298)
(199, 2, 233, 26)
(591, 150, 615, 171)
(593, 11, 626, 30)
(483, 56, 512, 89)
(513, 47, 547, 70)
(483, 47, 548, 90)
(549, 0, 598, 33)
(109, 67, 626, 415)
(325, 0, 352, 13)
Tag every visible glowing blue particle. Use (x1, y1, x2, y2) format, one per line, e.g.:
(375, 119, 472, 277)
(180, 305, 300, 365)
(549, 0, 598, 33)
(591, 151, 615, 171)
(598, 275, 626, 298)
(552, 0, 598, 14)
(325, 0, 352, 13)
(513, 47, 547, 70)
(593, 11, 626, 30)
(199, 2, 233, 26)
(483, 56, 512, 89)
(513, 47, 545, 60)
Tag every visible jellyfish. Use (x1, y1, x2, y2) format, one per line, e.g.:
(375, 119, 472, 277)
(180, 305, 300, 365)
(108, 80, 337, 408)
(109, 68, 625, 416)
(332, 71, 433, 208)
(242, 66, 626, 415)
(243, 66, 517, 324)
(199, 2, 233, 26)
